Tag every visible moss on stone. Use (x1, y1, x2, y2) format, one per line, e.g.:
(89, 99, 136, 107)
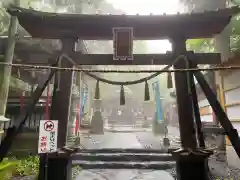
(0, 56, 31, 91)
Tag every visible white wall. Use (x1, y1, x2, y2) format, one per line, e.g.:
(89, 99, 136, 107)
(198, 98, 213, 122)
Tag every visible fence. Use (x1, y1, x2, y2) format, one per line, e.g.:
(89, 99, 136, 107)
(5, 100, 47, 132)
(4, 97, 49, 156)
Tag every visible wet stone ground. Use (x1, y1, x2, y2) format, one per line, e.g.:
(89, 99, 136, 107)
(74, 132, 175, 180)
(136, 130, 240, 180)
(12, 127, 240, 180)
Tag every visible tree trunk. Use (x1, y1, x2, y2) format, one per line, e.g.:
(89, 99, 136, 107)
(0, 0, 20, 117)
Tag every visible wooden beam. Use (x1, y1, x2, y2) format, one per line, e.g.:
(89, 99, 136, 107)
(6, 46, 222, 66)
(8, 6, 240, 40)
(11, 50, 221, 65)
(71, 52, 220, 65)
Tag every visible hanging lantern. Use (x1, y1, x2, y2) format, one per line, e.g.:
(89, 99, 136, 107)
(120, 85, 125, 105)
(167, 72, 173, 89)
(94, 80, 100, 100)
(144, 81, 150, 101)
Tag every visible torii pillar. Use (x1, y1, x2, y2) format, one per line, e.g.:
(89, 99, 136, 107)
(172, 37, 197, 149)
(39, 39, 75, 180)
(171, 36, 210, 180)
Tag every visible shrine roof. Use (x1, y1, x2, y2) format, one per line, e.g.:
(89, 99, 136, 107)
(7, 5, 240, 40)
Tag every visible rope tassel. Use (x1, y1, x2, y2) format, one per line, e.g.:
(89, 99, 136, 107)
(120, 85, 125, 105)
(144, 81, 150, 101)
(94, 80, 100, 100)
(167, 72, 173, 89)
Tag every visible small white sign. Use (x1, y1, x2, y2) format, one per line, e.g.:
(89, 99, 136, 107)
(38, 120, 58, 154)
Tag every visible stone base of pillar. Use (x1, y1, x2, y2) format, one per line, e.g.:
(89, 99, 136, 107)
(152, 113, 167, 136)
(216, 135, 227, 162)
(90, 110, 104, 134)
(152, 121, 166, 136)
(142, 116, 150, 128)
(38, 154, 72, 180)
(172, 149, 212, 180)
(47, 155, 72, 180)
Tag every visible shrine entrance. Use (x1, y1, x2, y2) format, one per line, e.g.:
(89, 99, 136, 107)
(0, 5, 240, 180)
(103, 97, 145, 126)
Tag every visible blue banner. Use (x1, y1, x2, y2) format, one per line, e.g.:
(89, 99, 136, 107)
(152, 81, 164, 122)
(80, 84, 88, 120)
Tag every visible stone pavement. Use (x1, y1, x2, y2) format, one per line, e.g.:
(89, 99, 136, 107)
(76, 126, 240, 179)
(135, 126, 181, 149)
(75, 132, 175, 180)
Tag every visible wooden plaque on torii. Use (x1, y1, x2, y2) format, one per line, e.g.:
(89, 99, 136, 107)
(113, 27, 133, 60)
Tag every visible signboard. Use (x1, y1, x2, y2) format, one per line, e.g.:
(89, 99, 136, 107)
(113, 27, 133, 60)
(38, 120, 58, 154)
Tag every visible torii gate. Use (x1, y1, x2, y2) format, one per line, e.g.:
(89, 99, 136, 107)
(1, 5, 240, 180)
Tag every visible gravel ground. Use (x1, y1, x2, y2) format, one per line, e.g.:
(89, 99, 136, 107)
(135, 130, 240, 180)
(12, 175, 35, 180)
(13, 165, 240, 180)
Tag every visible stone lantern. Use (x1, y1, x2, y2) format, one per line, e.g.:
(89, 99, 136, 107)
(90, 80, 104, 134)
(66, 84, 79, 147)
(152, 97, 168, 136)
(0, 115, 10, 143)
(142, 100, 154, 128)
(90, 98, 104, 134)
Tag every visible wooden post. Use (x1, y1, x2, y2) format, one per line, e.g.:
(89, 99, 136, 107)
(41, 39, 75, 180)
(0, 0, 20, 117)
(52, 39, 75, 148)
(172, 37, 197, 149)
(171, 37, 210, 180)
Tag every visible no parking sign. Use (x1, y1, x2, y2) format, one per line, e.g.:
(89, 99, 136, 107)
(38, 120, 58, 154)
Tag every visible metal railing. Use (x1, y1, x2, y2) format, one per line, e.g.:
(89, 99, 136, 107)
(4, 97, 49, 131)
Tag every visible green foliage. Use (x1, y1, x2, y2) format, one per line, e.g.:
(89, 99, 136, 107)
(0, 6, 10, 35)
(231, 0, 240, 6)
(230, 14, 240, 53)
(0, 156, 39, 179)
(15, 156, 39, 177)
(0, 156, 83, 179)
(72, 165, 82, 180)
(0, 56, 31, 90)
(186, 38, 215, 53)
(0, 158, 19, 180)
(182, 0, 240, 53)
